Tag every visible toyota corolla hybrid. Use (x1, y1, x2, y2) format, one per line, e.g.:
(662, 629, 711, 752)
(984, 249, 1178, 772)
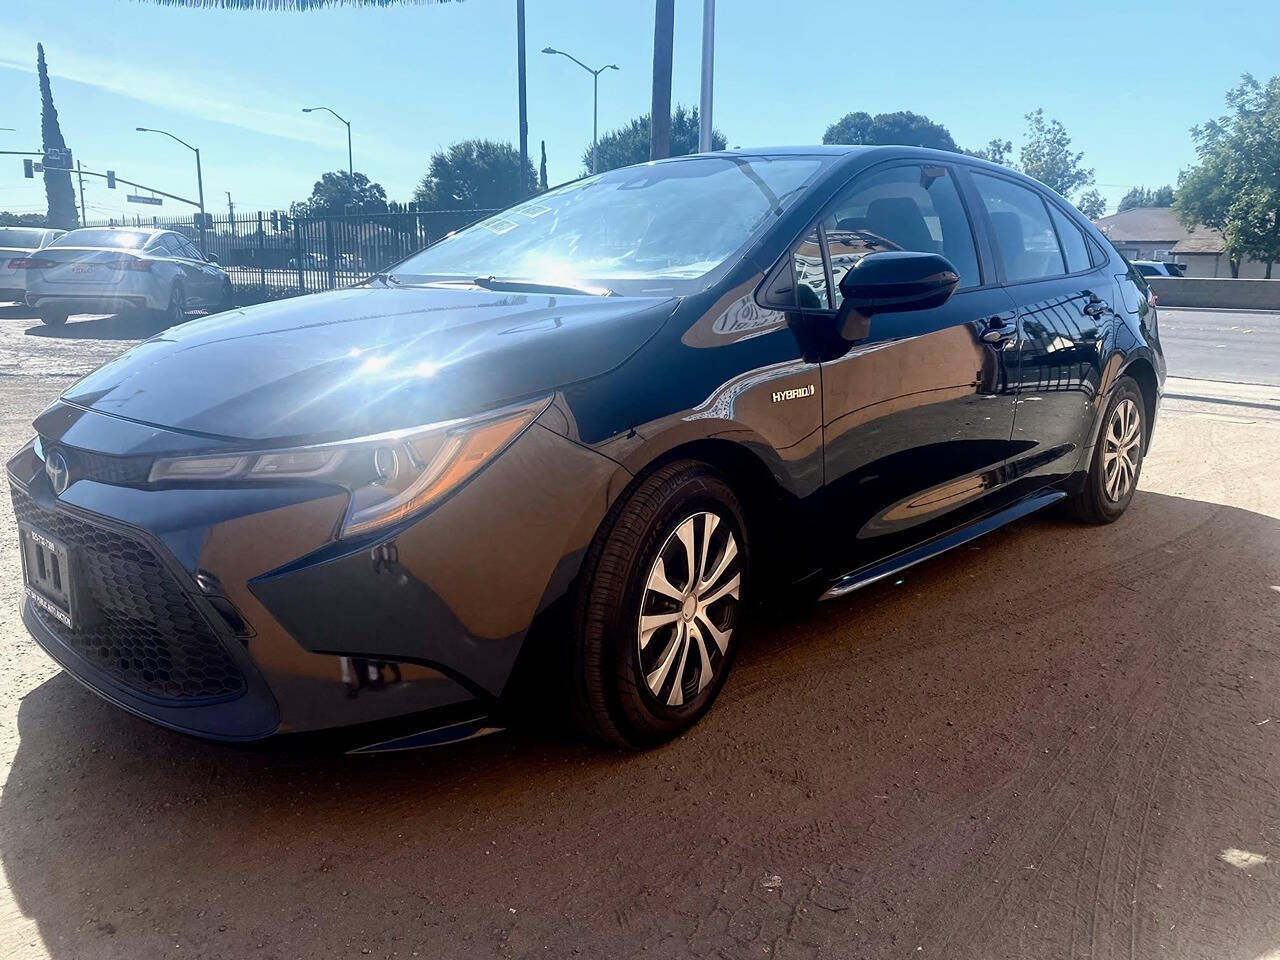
(6, 147, 1163, 750)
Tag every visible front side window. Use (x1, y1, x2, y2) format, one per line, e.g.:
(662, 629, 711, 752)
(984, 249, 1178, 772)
(390, 155, 829, 296)
(821, 165, 980, 308)
(972, 173, 1064, 283)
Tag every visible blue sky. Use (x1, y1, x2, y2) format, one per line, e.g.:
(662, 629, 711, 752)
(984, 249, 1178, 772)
(2, 0, 1277, 223)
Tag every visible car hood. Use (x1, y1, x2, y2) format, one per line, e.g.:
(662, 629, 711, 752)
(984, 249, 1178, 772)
(60, 284, 677, 444)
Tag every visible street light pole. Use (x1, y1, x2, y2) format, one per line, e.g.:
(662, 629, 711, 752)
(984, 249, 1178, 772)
(135, 126, 207, 253)
(699, 0, 715, 153)
(302, 106, 353, 178)
(542, 47, 618, 176)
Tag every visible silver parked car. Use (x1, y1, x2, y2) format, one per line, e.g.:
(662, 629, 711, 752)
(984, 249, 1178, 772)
(20, 227, 233, 326)
(0, 226, 66, 303)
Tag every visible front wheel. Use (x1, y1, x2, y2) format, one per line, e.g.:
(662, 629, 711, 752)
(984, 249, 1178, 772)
(1067, 376, 1146, 524)
(572, 461, 749, 748)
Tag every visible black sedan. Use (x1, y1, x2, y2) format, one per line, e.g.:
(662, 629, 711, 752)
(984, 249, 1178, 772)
(6, 146, 1164, 750)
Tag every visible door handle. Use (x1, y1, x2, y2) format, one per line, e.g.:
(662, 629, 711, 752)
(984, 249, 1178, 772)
(980, 315, 1017, 345)
(1083, 295, 1111, 317)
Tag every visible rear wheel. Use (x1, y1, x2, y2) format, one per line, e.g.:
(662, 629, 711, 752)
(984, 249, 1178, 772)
(38, 309, 68, 327)
(154, 282, 185, 327)
(1067, 376, 1146, 524)
(572, 461, 748, 748)
(216, 278, 234, 313)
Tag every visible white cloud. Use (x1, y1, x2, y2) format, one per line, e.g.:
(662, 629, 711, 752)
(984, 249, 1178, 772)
(0, 27, 340, 148)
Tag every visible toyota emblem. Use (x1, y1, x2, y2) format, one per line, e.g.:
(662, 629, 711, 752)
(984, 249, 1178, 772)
(45, 450, 70, 495)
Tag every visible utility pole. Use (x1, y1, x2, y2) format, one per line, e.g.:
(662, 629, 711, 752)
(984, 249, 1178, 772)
(225, 191, 234, 220)
(75, 159, 87, 227)
(650, 0, 675, 161)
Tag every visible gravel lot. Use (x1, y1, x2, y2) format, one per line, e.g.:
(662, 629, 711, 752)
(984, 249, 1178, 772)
(0, 305, 1277, 960)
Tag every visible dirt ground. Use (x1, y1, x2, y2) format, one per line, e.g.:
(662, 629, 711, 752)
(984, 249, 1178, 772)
(0, 307, 1277, 960)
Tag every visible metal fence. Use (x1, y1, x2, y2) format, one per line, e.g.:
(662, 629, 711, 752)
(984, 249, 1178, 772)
(86, 207, 497, 302)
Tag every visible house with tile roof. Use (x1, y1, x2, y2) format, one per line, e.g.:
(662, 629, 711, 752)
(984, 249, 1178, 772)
(1093, 206, 1274, 278)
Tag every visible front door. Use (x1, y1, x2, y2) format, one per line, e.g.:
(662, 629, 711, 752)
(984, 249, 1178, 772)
(806, 163, 1022, 574)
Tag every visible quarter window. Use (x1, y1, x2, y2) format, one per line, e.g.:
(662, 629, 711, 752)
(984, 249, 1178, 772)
(1048, 204, 1091, 274)
(972, 173, 1065, 283)
(792, 229, 830, 309)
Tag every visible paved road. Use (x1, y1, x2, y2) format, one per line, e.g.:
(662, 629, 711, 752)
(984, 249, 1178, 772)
(0, 307, 1277, 959)
(1158, 306, 1280, 386)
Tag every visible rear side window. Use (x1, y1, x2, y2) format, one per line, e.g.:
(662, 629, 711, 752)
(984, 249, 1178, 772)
(821, 164, 980, 307)
(1048, 204, 1091, 274)
(972, 173, 1064, 283)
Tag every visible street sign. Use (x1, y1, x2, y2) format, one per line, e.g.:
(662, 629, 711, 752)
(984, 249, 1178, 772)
(126, 194, 163, 206)
(42, 147, 72, 170)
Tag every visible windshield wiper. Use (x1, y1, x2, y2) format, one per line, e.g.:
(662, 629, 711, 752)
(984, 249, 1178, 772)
(472, 276, 613, 297)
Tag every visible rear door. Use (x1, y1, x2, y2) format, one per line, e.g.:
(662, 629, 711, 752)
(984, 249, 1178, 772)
(800, 162, 1023, 573)
(966, 171, 1115, 494)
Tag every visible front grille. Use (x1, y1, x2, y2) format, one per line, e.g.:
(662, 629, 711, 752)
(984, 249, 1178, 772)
(39, 438, 152, 487)
(11, 487, 245, 702)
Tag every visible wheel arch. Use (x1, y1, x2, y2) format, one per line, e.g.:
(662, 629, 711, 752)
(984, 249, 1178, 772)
(1119, 355, 1159, 444)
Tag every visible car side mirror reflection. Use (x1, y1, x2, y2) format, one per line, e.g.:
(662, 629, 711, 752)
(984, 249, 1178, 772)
(835, 251, 960, 340)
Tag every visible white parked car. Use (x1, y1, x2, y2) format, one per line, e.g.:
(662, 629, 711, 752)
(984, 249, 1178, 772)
(18, 226, 233, 326)
(0, 226, 66, 303)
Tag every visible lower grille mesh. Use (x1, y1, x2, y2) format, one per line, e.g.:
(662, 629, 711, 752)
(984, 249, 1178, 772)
(12, 487, 245, 702)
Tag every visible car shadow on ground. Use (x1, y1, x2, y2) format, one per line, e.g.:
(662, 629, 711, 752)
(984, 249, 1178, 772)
(2, 491, 1278, 960)
(1, 302, 232, 340)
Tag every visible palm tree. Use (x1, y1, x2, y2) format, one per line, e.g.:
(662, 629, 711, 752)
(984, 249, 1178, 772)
(650, 0, 674, 161)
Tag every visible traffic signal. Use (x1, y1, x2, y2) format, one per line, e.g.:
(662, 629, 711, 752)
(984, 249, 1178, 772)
(106, 170, 117, 189)
(270, 210, 278, 231)
(23, 159, 33, 179)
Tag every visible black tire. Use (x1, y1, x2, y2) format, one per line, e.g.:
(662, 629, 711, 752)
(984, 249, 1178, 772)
(571, 460, 750, 749)
(1066, 375, 1146, 524)
(153, 282, 185, 327)
(39, 309, 68, 327)
(216, 278, 235, 313)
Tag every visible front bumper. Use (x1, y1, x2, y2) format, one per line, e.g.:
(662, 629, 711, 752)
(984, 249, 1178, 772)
(7, 403, 625, 741)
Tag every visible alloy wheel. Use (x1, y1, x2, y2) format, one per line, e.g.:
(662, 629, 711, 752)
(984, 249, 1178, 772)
(1102, 397, 1141, 502)
(637, 511, 741, 707)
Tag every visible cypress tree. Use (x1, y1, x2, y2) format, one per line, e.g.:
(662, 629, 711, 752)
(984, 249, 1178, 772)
(37, 44, 78, 229)
(539, 140, 548, 192)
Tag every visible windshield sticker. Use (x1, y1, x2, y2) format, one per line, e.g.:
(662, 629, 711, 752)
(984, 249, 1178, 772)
(481, 217, 520, 235)
(512, 203, 552, 220)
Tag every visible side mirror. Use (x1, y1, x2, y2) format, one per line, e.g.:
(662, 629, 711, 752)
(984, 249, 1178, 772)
(837, 251, 959, 315)
(205, 252, 220, 265)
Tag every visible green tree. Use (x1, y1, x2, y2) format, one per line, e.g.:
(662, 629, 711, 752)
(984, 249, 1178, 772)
(1118, 184, 1175, 212)
(1176, 75, 1280, 278)
(539, 140, 548, 192)
(965, 138, 1013, 166)
(36, 44, 77, 230)
(823, 110, 959, 152)
(0, 211, 50, 227)
(1076, 189, 1107, 220)
(290, 170, 388, 217)
(414, 139, 536, 211)
(1018, 109, 1095, 199)
(588, 105, 725, 174)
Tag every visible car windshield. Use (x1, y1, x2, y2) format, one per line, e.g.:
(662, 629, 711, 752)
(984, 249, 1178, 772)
(389, 155, 829, 296)
(0, 228, 47, 248)
(49, 229, 149, 250)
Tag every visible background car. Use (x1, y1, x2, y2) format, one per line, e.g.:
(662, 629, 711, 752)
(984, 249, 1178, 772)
(1132, 259, 1185, 277)
(18, 226, 234, 326)
(0, 226, 65, 304)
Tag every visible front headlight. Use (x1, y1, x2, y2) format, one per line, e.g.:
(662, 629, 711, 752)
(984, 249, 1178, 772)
(149, 397, 548, 538)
